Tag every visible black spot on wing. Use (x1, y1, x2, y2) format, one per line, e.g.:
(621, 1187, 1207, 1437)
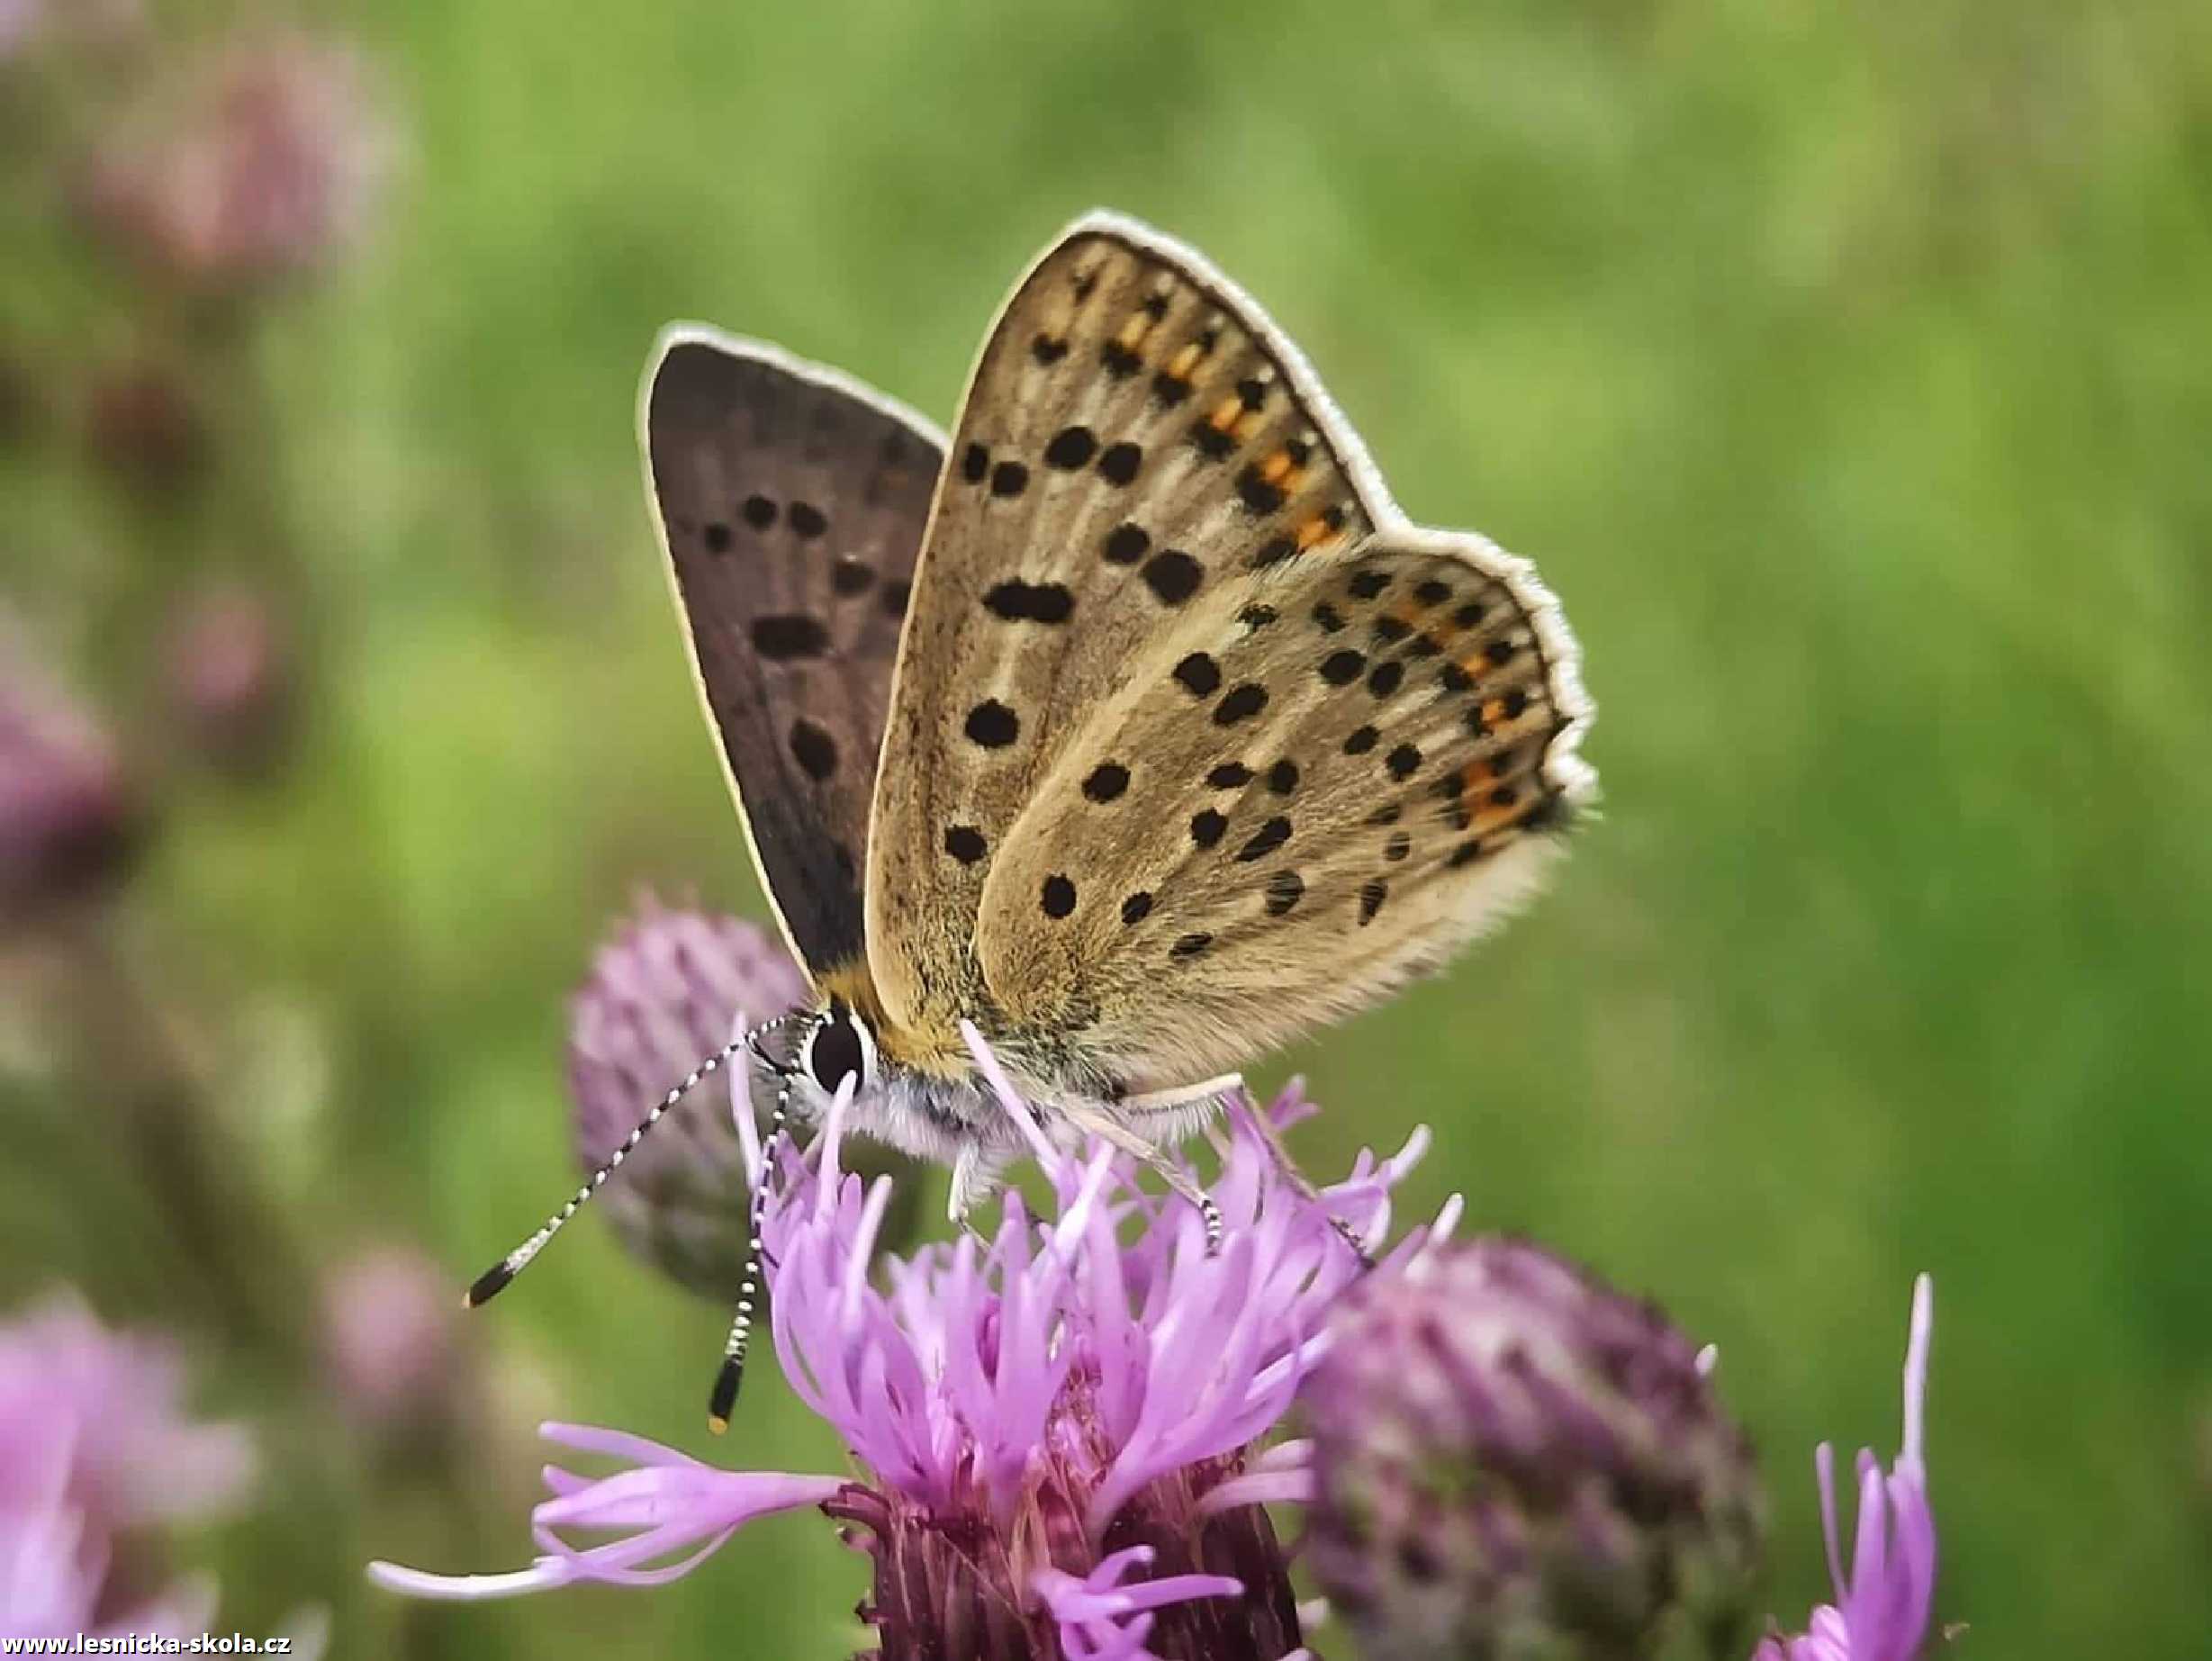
(1045, 426, 1097, 469)
(982, 581, 1076, 624)
(964, 700, 1019, 749)
(1214, 683, 1268, 726)
(1235, 816, 1292, 862)
(790, 719, 837, 781)
(752, 614, 829, 660)
(1174, 653, 1222, 697)
(1104, 523, 1151, 565)
(1097, 442, 1142, 486)
(1142, 551, 1203, 605)
(1359, 880, 1388, 925)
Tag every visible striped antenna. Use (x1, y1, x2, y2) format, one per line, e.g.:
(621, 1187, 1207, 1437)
(463, 1013, 799, 1310)
(708, 1065, 796, 1432)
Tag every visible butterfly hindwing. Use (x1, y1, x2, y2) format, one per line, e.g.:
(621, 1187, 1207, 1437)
(864, 212, 1398, 1043)
(974, 528, 1595, 1088)
(643, 329, 943, 978)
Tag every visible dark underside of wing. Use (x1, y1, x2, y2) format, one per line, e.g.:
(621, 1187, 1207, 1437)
(646, 337, 942, 975)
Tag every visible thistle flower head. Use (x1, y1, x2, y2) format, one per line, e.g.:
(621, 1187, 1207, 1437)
(1754, 1277, 1937, 1661)
(85, 33, 393, 292)
(376, 1035, 1449, 1661)
(567, 903, 807, 1298)
(1301, 1236, 1765, 1661)
(0, 1292, 253, 1641)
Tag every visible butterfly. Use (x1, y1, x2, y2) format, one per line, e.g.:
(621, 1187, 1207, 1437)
(469, 211, 1596, 1424)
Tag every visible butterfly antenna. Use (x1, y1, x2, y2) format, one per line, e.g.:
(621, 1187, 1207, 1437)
(709, 1054, 799, 1433)
(463, 1013, 799, 1310)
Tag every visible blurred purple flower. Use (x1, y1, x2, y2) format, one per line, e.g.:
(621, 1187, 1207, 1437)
(84, 33, 392, 291)
(569, 902, 920, 1296)
(165, 582, 295, 776)
(0, 0, 140, 61)
(0, 1291, 252, 1641)
(0, 619, 140, 919)
(1302, 1236, 1765, 1660)
(375, 1035, 1446, 1661)
(1754, 1276, 1937, 1661)
(319, 1245, 461, 1440)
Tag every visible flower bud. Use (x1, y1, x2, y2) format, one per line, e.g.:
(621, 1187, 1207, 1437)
(164, 582, 296, 777)
(1303, 1237, 1765, 1661)
(319, 1244, 461, 1440)
(0, 619, 140, 919)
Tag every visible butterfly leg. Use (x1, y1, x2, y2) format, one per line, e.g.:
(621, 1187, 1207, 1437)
(1121, 1072, 1244, 1113)
(1061, 1099, 1223, 1257)
(949, 1142, 1009, 1229)
(1224, 1086, 1376, 1268)
(1114, 1072, 1243, 1150)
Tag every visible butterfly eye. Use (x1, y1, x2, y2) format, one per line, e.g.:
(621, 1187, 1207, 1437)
(802, 1002, 874, 1096)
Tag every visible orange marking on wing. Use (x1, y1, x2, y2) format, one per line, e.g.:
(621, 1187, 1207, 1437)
(1167, 340, 1204, 379)
(1208, 396, 1242, 432)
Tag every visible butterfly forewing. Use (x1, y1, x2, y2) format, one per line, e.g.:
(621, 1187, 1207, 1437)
(644, 330, 943, 977)
(973, 528, 1594, 1088)
(864, 213, 1399, 1043)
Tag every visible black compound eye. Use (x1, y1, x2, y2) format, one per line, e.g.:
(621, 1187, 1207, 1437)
(806, 1009, 866, 1094)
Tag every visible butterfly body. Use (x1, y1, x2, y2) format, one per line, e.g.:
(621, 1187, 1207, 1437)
(644, 210, 1596, 1212)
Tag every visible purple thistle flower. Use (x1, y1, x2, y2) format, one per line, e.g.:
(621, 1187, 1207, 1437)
(0, 1291, 253, 1641)
(1300, 1236, 1765, 1660)
(1753, 1276, 1937, 1661)
(375, 1034, 1449, 1661)
(569, 902, 923, 1297)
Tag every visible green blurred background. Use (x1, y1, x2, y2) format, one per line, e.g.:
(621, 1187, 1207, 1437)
(5, 0, 2209, 1655)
